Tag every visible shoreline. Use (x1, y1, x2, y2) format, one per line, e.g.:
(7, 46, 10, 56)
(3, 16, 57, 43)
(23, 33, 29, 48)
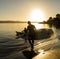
(33, 45, 60, 59)
(1, 38, 60, 59)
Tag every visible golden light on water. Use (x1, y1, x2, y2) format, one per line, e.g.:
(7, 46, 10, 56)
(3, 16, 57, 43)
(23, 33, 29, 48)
(38, 49, 45, 54)
(29, 9, 45, 22)
(33, 23, 45, 29)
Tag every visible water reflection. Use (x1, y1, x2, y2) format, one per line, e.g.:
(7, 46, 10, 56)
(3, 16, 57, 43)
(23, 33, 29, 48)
(32, 23, 49, 29)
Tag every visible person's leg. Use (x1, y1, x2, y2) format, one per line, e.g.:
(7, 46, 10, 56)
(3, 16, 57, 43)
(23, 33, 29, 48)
(28, 36, 34, 51)
(28, 38, 32, 47)
(31, 39, 34, 51)
(28, 38, 34, 51)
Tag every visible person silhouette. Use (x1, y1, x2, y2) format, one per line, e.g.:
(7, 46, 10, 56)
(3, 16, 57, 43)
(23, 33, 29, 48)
(27, 21, 36, 51)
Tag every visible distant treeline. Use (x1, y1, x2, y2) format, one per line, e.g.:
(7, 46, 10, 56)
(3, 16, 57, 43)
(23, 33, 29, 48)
(0, 21, 27, 23)
(0, 21, 44, 23)
(47, 14, 60, 29)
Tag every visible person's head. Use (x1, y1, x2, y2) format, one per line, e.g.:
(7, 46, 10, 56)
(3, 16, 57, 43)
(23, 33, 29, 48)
(28, 21, 31, 25)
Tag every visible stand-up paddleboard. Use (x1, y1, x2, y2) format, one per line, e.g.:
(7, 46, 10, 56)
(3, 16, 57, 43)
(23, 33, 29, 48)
(16, 28, 54, 40)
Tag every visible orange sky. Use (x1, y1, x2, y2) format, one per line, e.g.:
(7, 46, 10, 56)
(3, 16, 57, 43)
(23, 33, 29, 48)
(0, 0, 60, 22)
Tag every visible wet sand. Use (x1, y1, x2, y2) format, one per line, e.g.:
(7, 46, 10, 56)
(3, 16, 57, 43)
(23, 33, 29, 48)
(33, 45, 60, 59)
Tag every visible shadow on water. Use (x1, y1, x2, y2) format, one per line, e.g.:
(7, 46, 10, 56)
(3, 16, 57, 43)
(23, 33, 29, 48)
(22, 50, 37, 59)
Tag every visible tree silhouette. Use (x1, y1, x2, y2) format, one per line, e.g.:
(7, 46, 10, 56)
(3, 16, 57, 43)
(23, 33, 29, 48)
(47, 14, 60, 29)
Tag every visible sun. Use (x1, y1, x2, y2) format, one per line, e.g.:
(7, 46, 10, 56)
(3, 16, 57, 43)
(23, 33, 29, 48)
(29, 9, 45, 22)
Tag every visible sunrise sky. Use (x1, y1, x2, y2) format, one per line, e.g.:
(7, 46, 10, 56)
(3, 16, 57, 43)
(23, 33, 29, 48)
(0, 0, 60, 22)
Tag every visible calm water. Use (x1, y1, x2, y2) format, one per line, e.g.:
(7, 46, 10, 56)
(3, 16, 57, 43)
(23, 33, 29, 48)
(0, 23, 28, 41)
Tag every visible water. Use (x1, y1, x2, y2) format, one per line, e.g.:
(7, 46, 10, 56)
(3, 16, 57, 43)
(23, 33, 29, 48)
(0, 23, 51, 46)
(0, 23, 60, 58)
(0, 24, 48, 49)
(0, 23, 49, 41)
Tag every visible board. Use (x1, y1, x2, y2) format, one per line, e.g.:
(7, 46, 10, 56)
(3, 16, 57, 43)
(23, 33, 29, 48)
(16, 28, 54, 40)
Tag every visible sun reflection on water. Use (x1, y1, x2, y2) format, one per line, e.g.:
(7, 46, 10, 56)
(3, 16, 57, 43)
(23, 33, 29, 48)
(33, 23, 48, 29)
(38, 49, 45, 54)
